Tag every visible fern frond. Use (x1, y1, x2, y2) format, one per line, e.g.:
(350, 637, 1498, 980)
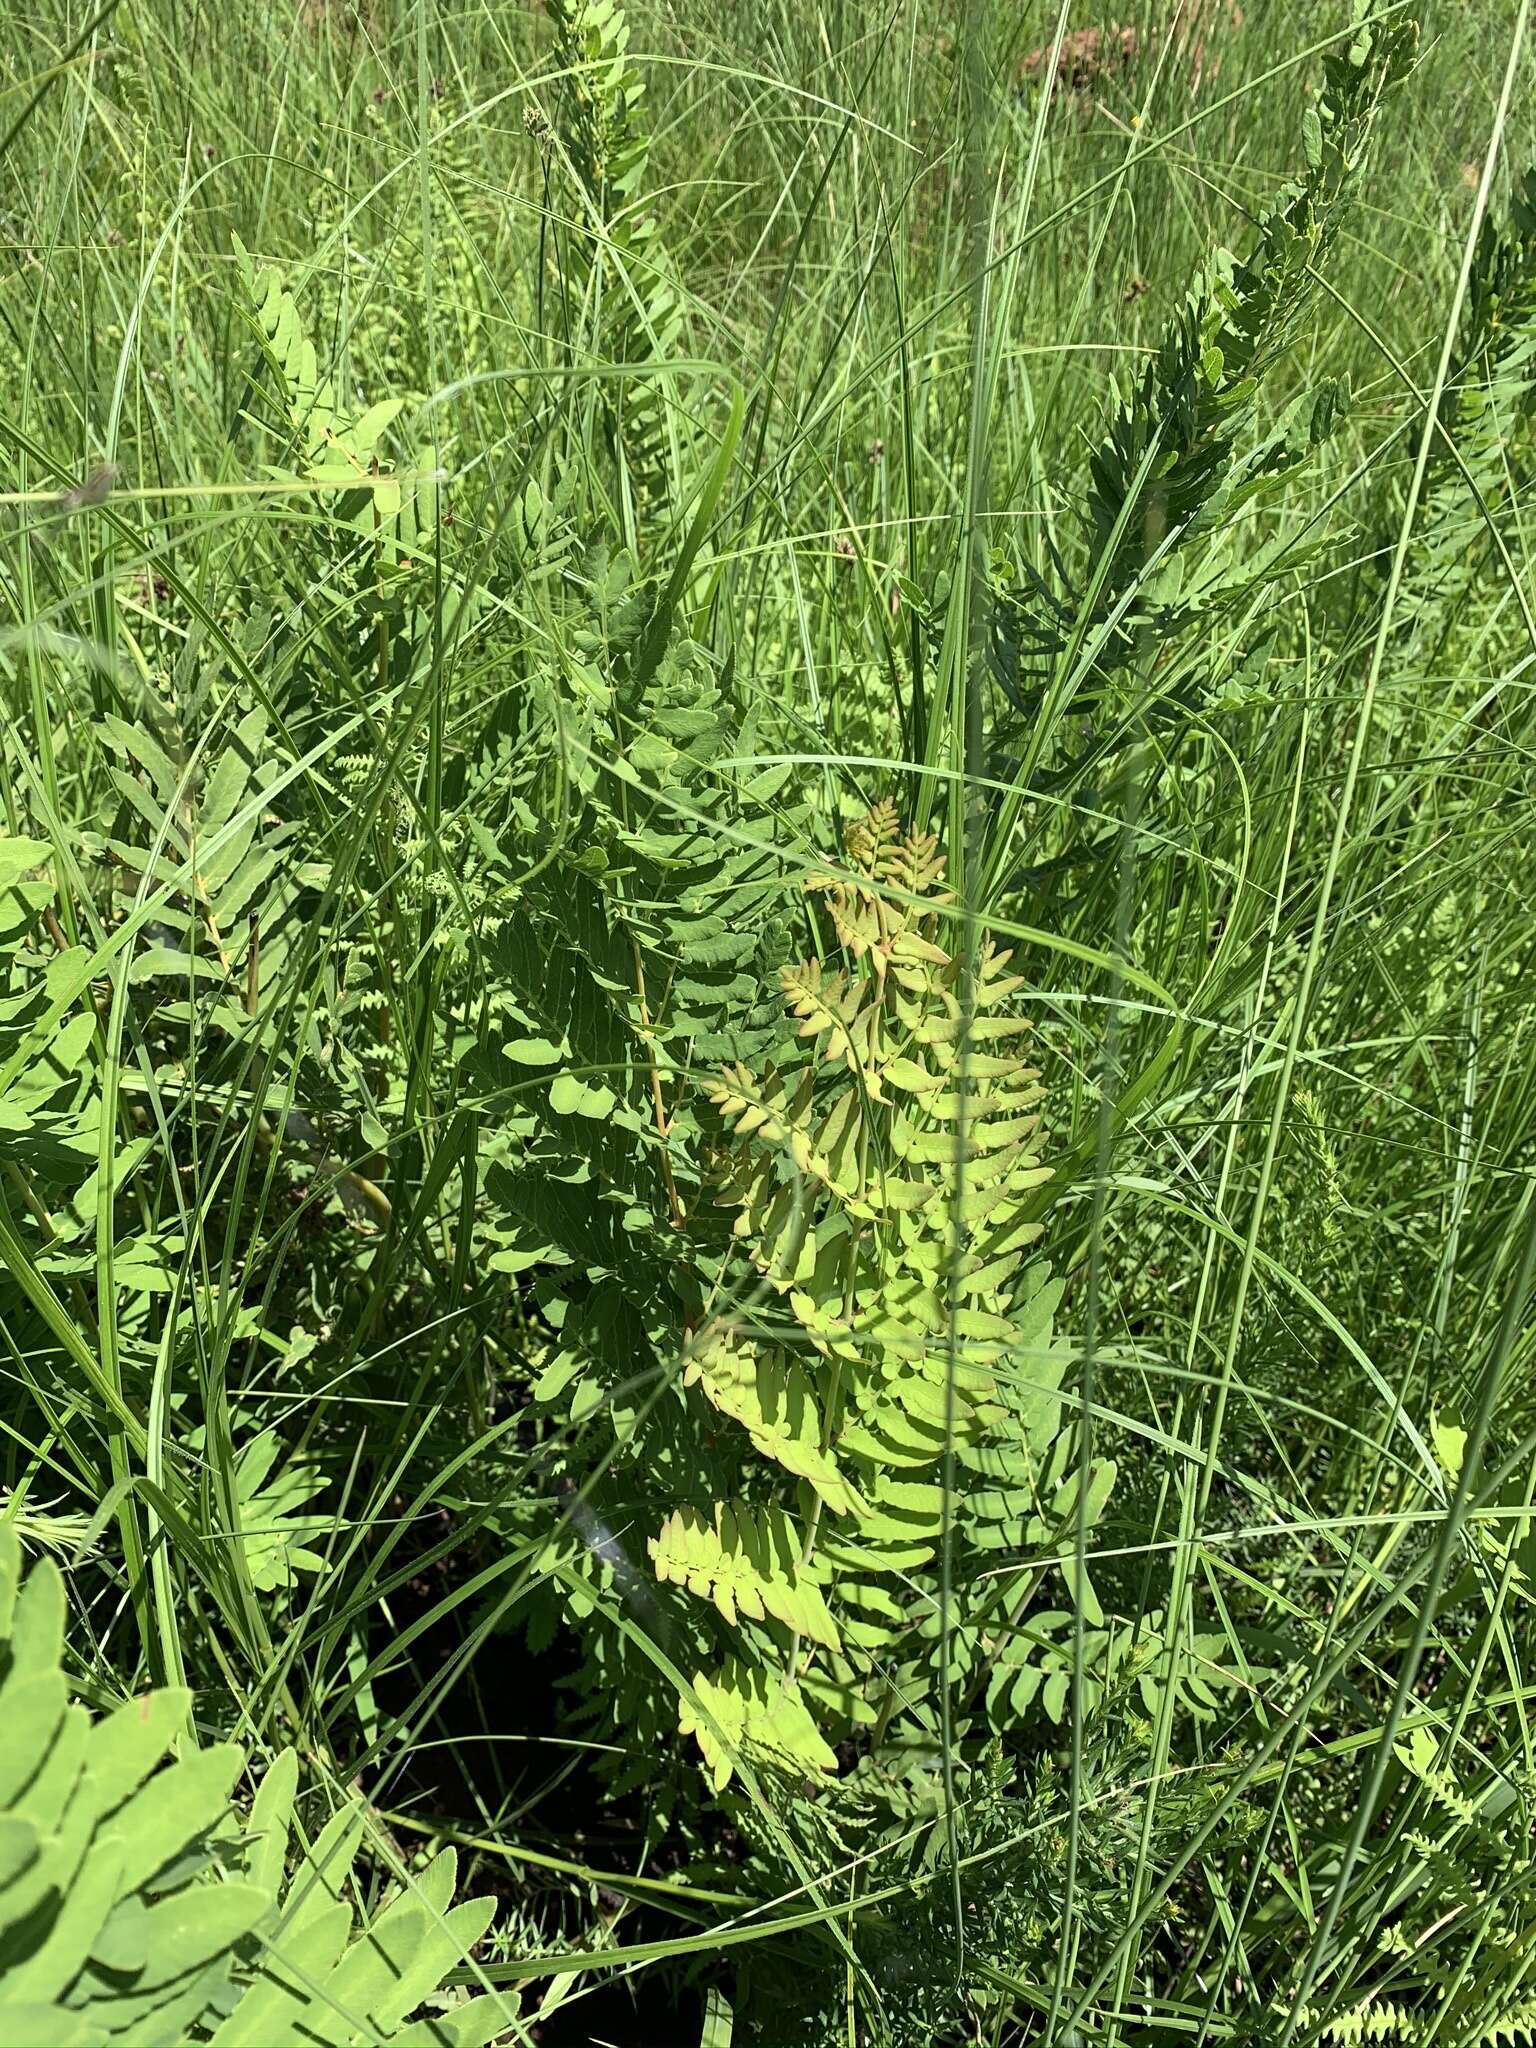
(682, 1330, 864, 1519)
(678, 1657, 839, 1792)
(1083, 6, 1417, 604)
(805, 817, 952, 977)
(1388, 167, 1536, 648)
(543, 0, 683, 509)
(842, 797, 902, 873)
(1298, 1998, 1427, 2044)
(1476, 1997, 1536, 2046)
(994, 5, 1418, 710)
(650, 1502, 840, 1647)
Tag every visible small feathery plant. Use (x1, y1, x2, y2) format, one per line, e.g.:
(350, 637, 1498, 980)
(541, 0, 688, 534)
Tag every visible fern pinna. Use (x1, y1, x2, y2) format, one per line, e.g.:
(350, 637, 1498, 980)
(653, 802, 1102, 1786)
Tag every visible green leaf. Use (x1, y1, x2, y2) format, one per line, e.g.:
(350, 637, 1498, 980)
(0, 838, 52, 945)
(111, 1744, 244, 1896)
(1432, 1408, 1468, 1484)
(1, 1830, 123, 2003)
(208, 1902, 352, 2047)
(0, 1816, 41, 1892)
(684, 1334, 863, 1519)
(87, 1690, 193, 1818)
(0, 1545, 494, 2044)
(548, 1073, 618, 1119)
(347, 397, 405, 455)
(390, 2003, 514, 2048)
(0, 1672, 68, 1808)
(241, 1750, 297, 1897)
(0, 1529, 19, 1641)
(0, 837, 52, 889)
(1302, 103, 1324, 170)
(701, 1988, 734, 2047)
(0, 2005, 96, 2047)
(8, 1556, 66, 1677)
(8, 1702, 87, 1835)
(285, 1801, 367, 1932)
(325, 1892, 498, 2038)
(131, 1882, 269, 1988)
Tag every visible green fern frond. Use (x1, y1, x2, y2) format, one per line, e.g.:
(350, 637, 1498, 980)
(1388, 166, 1536, 648)
(651, 804, 1091, 1771)
(232, 237, 443, 562)
(101, 703, 296, 989)
(544, 0, 684, 509)
(1082, 3, 1417, 606)
(1298, 1999, 1427, 2044)
(1475, 1998, 1536, 2046)
(994, 3, 1418, 712)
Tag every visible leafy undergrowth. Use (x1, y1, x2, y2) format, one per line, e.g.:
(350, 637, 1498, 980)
(2, 0, 1536, 2042)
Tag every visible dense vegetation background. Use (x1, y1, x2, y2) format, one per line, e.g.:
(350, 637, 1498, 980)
(1, 0, 1535, 2041)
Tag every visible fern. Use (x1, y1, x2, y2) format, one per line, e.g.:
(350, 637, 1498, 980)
(1477, 2003, 1536, 2047)
(1380, 167, 1536, 657)
(1301, 2002, 1428, 2045)
(478, 791, 1108, 1792)
(1295, 1727, 1536, 2048)
(230, 237, 479, 725)
(682, 1332, 864, 1518)
(653, 806, 1094, 1777)
(500, 798, 1124, 1786)
(225, 1431, 330, 1596)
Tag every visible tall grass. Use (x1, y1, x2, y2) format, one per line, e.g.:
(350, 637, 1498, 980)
(1, 1, 1534, 2043)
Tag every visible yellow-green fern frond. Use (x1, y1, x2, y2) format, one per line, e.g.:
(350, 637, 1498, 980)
(682, 1330, 864, 1519)
(650, 1503, 839, 1648)
(678, 1658, 838, 1793)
